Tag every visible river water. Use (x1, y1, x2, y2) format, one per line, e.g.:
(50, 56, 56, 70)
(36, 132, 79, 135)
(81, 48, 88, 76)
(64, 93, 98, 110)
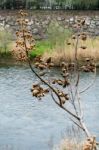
(0, 66, 99, 150)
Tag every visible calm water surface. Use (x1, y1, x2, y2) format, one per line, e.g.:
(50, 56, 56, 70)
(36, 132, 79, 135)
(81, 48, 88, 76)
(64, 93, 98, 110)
(0, 66, 99, 150)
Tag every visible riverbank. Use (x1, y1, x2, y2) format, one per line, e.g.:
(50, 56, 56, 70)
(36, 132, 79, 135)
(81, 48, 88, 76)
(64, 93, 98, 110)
(43, 37, 99, 66)
(1, 10, 99, 67)
(1, 36, 99, 67)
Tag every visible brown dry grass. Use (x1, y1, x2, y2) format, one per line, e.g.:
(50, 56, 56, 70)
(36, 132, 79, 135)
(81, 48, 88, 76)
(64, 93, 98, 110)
(53, 139, 83, 150)
(43, 37, 99, 66)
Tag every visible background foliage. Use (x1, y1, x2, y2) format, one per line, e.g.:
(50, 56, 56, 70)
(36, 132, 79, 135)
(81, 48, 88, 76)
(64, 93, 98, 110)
(0, 0, 99, 10)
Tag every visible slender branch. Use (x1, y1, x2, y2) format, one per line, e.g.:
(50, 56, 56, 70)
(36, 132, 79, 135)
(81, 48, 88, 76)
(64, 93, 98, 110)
(77, 90, 83, 119)
(22, 24, 80, 121)
(69, 117, 84, 130)
(80, 119, 91, 137)
(50, 92, 80, 120)
(80, 67, 96, 94)
(15, 11, 98, 146)
(91, 137, 95, 150)
(68, 84, 79, 116)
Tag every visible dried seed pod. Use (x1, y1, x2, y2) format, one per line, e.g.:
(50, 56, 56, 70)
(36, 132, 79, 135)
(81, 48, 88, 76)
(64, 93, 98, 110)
(39, 71, 46, 76)
(33, 84, 39, 88)
(32, 89, 39, 96)
(48, 63, 54, 68)
(61, 99, 66, 105)
(77, 33, 81, 37)
(81, 32, 87, 36)
(46, 57, 51, 64)
(57, 80, 63, 86)
(72, 35, 76, 40)
(52, 80, 56, 84)
(38, 64, 46, 70)
(30, 89, 33, 92)
(81, 35, 87, 41)
(85, 58, 90, 62)
(63, 80, 70, 87)
(81, 19, 85, 25)
(62, 73, 69, 78)
(90, 62, 95, 67)
(67, 42, 71, 45)
(61, 62, 68, 70)
(61, 62, 66, 67)
(90, 67, 95, 73)
(58, 92, 63, 97)
(77, 23, 81, 27)
(68, 63, 75, 68)
(34, 56, 42, 63)
(80, 46, 87, 50)
(62, 68, 66, 73)
(81, 66, 90, 72)
(65, 95, 69, 100)
(73, 24, 78, 28)
(43, 89, 49, 93)
(77, 19, 81, 23)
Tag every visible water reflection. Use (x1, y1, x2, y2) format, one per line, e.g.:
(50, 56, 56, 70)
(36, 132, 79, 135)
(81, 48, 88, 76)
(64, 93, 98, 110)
(0, 66, 99, 150)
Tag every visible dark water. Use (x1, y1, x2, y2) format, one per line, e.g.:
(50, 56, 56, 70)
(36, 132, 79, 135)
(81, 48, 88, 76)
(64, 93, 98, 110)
(0, 66, 99, 150)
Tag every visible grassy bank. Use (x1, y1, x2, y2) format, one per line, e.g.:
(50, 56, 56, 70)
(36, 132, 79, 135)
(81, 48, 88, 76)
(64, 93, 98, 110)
(1, 25, 99, 66)
(42, 37, 99, 66)
(1, 36, 99, 66)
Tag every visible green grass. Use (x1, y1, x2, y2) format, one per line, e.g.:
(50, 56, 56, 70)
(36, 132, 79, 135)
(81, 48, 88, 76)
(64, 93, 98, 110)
(30, 27, 72, 58)
(30, 23, 73, 58)
(30, 40, 53, 58)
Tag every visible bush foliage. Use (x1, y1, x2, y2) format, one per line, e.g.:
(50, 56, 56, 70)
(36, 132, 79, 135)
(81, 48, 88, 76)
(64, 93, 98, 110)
(0, 0, 99, 10)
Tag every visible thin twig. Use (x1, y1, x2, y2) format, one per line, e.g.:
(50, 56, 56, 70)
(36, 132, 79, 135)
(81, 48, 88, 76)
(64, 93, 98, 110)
(80, 67, 96, 94)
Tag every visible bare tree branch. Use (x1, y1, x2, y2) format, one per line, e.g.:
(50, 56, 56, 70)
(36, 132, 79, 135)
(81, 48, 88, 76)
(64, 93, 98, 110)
(80, 67, 96, 94)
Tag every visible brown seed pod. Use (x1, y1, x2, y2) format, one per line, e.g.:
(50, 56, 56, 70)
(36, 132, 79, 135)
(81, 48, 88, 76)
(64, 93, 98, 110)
(57, 80, 63, 86)
(81, 32, 87, 36)
(62, 68, 66, 73)
(46, 57, 51, 64)
(62, 73, 69, 78)
(34, 62, 40, 68)
(81, 35, 87, 41)
(73, 24, 78, 28)
(85, 58, 90, 62)
(77, 23, 81, 27)
(32, 84, 39, 88)
(67, 42, 71, 45)
(68, 63, 75, 68)
(65, 95, 69, 100)
(38, 64, 46, 70)
(77, 33, 81, 37)
(48, 63, 54, 68)
(39, 71, 46, 76)
(43, 89, 49, 93)
(81, 19, 85, 25)
(81, 66, 90, 72)
(61, 99, 66, 105)
(63, 80, 70, 87)
(61, 62, 66, 67)
(32, 89, 40, 96)
(72, 35, 76, 40)
(52, 80, 56, 84)
(80, 46, 87, 50)
(77, 19, 81, 23)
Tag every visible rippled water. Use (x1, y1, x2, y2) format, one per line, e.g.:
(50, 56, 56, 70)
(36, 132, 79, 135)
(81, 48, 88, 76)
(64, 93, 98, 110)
(0, 66, 99, 150)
